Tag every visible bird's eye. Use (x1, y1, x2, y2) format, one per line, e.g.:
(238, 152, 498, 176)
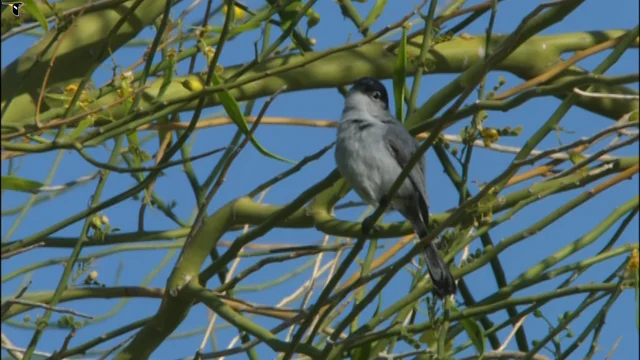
(372, 91, 382, 100)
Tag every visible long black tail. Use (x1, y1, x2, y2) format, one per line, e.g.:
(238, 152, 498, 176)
(422, 241, 457, 297)
(399, 198, 457, 297)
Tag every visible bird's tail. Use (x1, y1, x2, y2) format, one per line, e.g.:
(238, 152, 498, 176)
(409, 214, 457, 297)
(398, 199, 457, 297)
(421, 241, 457, 297)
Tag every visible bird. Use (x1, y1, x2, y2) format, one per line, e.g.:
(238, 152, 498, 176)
(334, 76, 457, 297)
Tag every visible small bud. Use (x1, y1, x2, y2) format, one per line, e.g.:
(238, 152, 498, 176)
(480, 128, 499, 147)
(307, 12, 320, 28)
(223, 4, 246, 20)
(511, 125, 523, 136)
(477, 110, 488, 122)
(64, 84, 79, 96)
(122, 71, 134, 83)
(182, 76, 204, 92)
(88, 271, 99, 281)
(627, 248, 639, 272)
(204, 46, 216, 63)
(90, 215, 103, 229)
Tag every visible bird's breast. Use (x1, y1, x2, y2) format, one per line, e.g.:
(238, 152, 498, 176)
(335, 121, 401, 205)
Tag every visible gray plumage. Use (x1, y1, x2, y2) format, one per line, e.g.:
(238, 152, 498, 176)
(335, 77, 456, 297)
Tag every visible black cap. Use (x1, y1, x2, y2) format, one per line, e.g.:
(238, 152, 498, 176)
(352, 77, 389, 109)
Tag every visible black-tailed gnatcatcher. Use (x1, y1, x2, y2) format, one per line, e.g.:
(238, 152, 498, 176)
(334, 77, 457, 297)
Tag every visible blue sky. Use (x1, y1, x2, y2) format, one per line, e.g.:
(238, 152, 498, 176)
(2, 0, 639, 359)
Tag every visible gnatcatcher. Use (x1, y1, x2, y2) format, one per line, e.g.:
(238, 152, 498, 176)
(334, 77, 456, 297)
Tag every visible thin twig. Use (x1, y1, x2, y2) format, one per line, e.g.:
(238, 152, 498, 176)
(1, 243, 45, 259)
(604, 336, 622, 360)
(0, 281, 32, 317)
(1, 332, 24, 360)
(0, 343, 52, 358)
(497, 315, 528, 351)
(212, 244, 349, 293)
(573, 87, 640, 99)
(138, 124, 174, 231)
(493, 34, 629, 100)
(247, 141, 335, 197)
(386, 0, 501, 52)
(75, 145, 227, 173)
(97, 334, 136, 360)
(1, 299, 94, 320)
(549, 134, 639, 180)
(30, 172, 101, 193)
(50, 328, 76, 360)
(514, 121, 638, 166)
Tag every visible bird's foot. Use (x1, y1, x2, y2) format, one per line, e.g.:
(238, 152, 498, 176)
(361, 215, 382, 236)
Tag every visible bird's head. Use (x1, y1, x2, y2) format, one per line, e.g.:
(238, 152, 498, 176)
(343, 77, 390, 119)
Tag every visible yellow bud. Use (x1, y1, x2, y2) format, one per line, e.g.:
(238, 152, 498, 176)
(307, 12, 320, 28)
(223, 4, 246, 20)
(628, 248, 639, 271)
(88, 270, 99, 280)
(203, 46, 216, 63)
(64, 84, 79, 96)
(182, 76, 204, 92)
(101, 214, 110, 225)
(167, 48, 177, 58)
(91, 215, 103, 229)
(122, 71, 134, 83)
(480, 128, 499, 147)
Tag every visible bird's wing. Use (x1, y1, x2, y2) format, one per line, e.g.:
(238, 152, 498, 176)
(383, 119, 430, 227)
